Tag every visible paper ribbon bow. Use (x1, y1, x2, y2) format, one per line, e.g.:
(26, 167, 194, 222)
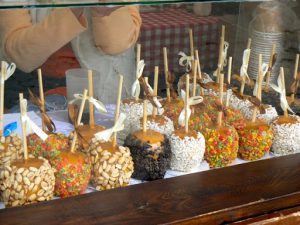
(240, 49, 251, 83)
(145, 82, 162, 108)
(166, 71, 178, 99)
(28, 89, 56, 132)
(3, 122, 17, 137)
(20, 99, 48, 141)
(67, 103, 88, 148)
(138, 77, 162, 108)
(131, 60, 145, 99)
(94, 113, 126, 142)
(178, 51, 194, 72)
(1, 61, 16, 84)
(222, 42, 229, 67)
(213, 42, 229, 77)
(270, 76, 295, 114)
(253, 63, 269, 96)
(69, 94, 107, 113)
(178, 90, 203, 127)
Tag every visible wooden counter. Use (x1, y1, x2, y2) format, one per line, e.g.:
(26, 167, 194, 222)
(1, 154, 300, 225)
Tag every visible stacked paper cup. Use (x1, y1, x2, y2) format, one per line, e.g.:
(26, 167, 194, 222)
(248, 30, 284, 83)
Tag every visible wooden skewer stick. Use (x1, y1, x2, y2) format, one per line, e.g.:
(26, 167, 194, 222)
(252, 54, 263, 122)
(291, 54, 299, 101)
(265, 43, 276, 91)
(217, 72, 224, 127)
(136, 43, 141, 67)
(142, 99, 147, 133)
(280, 67, 288, 118)
(217, 25, 225, 82)
(0, 61, 6, 136)
(70, 89, 88, 153)
(246, 38, 252, 49)
(152, 66, 159, 117)
(195, 50, 204, 96)
(226, 57, 233, 107)
(113, 75, 123, 147)
(185, 74, 190, 134)
(19, 93, 28, 160)
(192, 60, 198, 98)
(240, 49, 251, 96)
(88, 70, 95, 128)
(189, 28, 195, 74)
(163, 47, 171, 102)
(37, 69, 46, 132)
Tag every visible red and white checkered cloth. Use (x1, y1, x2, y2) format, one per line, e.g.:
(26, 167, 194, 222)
(138, 8, 219, 75)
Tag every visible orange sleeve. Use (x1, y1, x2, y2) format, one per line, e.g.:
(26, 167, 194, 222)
(91, 6, 141, 55)
(0, 9, 87, 73)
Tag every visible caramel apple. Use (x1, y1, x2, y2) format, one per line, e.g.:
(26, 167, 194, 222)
(237, 120, 273, 160)
(204, 124, 239, 168)
(88, 140, 133, 190)
(271, 115, 300, 156)
(124, 129, 171, 180)
(0, 132, 23, 167)
(0, 157, 55, 207)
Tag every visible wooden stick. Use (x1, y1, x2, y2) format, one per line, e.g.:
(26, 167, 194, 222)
(291, 54, 299, 101)
(192, 60, 198, 97)
(136, 43, 141, 67)
(226, 57, 233, 107)
(217, 36, 224, 83)
(195, 50, 202, 79)
(70, 89, 88, 153)
(217, 72, 224, 127)
(195, 50, 204, 96)
(185, 74, 189, 133)
(37, 69, 46, 132)
(217, 25, 225, 79)
(189, 28, 194, 58)
(246, 38, 252, 49)
(142, 99, 147, 133)
(280, 67, 288, 117)
(152, 66, 159, 117)
(88, 70, 95, 128)
(189, 29, 195, 74)
(113, 75, 123, 147)
(0, 61, 6, 136)
(265, 43, 276, 91)
(163, 47, 171, 102)
(252, 54, 263, 122)
(240, 49, 251, 96)
(19, 93, 28, 160)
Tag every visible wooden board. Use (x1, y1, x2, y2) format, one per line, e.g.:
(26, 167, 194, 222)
(1, 154, 300, 225)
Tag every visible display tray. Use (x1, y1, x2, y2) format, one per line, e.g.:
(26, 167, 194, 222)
(1, 153, 300, 225)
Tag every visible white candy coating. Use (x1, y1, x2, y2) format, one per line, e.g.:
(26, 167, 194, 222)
(242, 104, 278, 124)
(169, 132, 205, 172)
(132, 115, 174, 136)
(118, 101, 153, 145)
(271, 115, 300, 156)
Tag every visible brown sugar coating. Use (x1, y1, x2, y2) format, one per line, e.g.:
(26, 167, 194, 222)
(173, 128, 198, 139)
(273, 115, 298, 125)
(133, 130, 164, 144)
(243, 120, 270, 130)
(12, 158, 44, 169)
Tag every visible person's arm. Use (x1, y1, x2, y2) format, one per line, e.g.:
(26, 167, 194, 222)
(91, 6, 141, 55)
(0, 9, 87, 73)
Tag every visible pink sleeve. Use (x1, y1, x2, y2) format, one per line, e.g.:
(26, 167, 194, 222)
(92, 6, 141, 55)
(0, 9, 87, 72)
